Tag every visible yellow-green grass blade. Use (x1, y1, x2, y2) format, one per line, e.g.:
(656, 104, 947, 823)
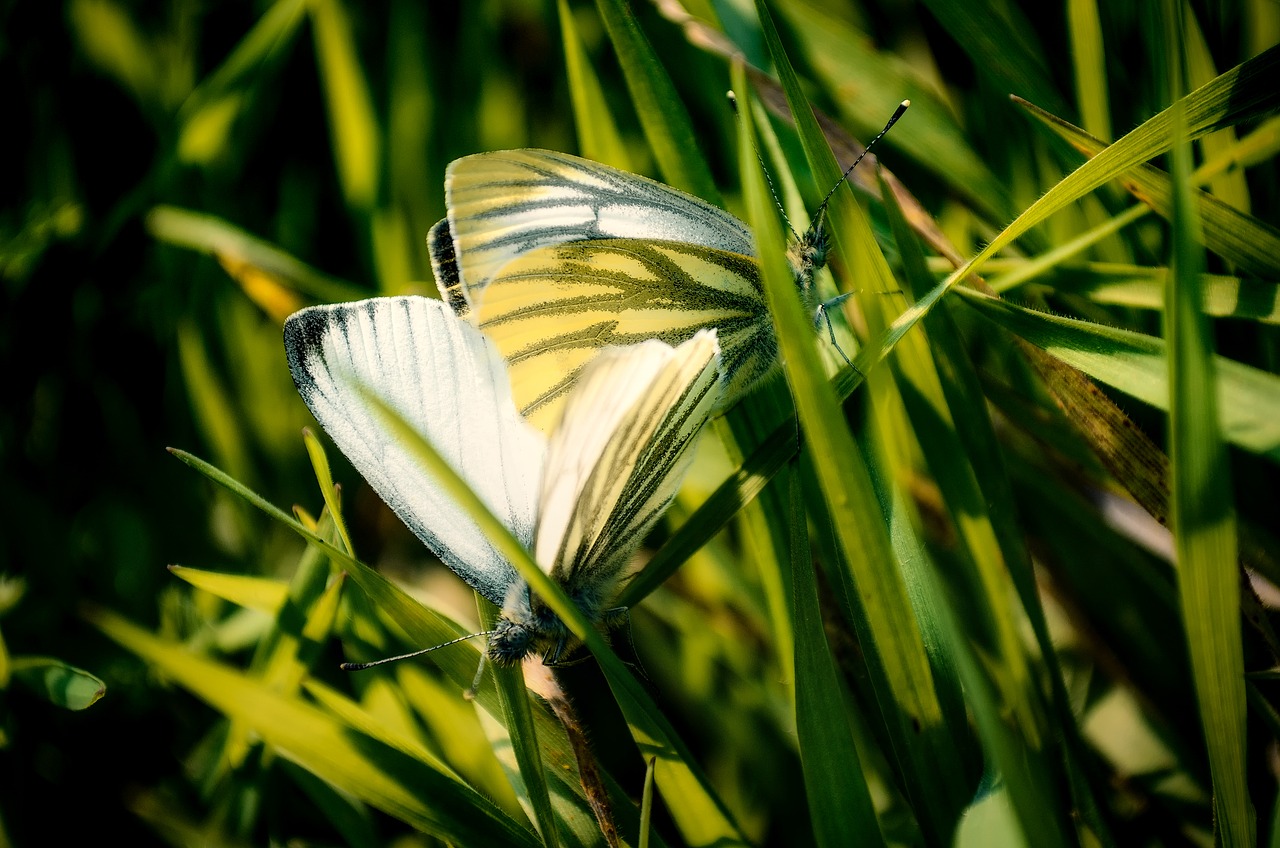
(168, 566, 289, 616)
(739, 21, 942, 732)
(1019, 97, 1280, 278)
(307, 0, 379, 211)
(788, 470, 886, 848)
(774, 0, 1014, 224)
(1067, 0, 1111, 141)
(882, 172, 1116, 845)
(592, 0, 720, 203)
(986, 204, 1151, 295)
(147, 206, 367, 305)
(88, 607, 541, 846)
(953, 287, 1280, 460)
(177, 319, 253, 487)
(7, 657, 105, 711)
(301, 428, 354, 554)
(1049, 263, 1280, 324)
(177, 0, 306, 165)
(558, 0, 629, 170)
(1183, 11, 1251, 214)
(1166, 76, 1253, 845)
(849, 43, 1280, 384)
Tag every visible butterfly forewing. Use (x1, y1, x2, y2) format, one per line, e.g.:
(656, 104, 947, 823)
(469, 238, 776, 432)
(432, 149, 757, 313)
(284, 296, 545, 607)
(535, 331, 723, 601)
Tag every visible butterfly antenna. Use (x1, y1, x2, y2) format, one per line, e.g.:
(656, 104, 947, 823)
(340, 630, 494, 671)
(813, 99, 910, 222)
(727, 91, 800, 242)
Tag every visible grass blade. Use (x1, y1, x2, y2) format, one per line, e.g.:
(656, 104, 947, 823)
(1166, 43, 1253, 845)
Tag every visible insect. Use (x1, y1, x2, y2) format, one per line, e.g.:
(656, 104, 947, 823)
(428, 101, 908, 432)
(284, 296, 723, 666)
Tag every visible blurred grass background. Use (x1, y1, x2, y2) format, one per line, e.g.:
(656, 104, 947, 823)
(2, 0, 1279, 845)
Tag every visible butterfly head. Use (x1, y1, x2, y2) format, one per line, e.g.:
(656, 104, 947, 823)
(487, 582, 571, 666)
(788, 215, 831, 298)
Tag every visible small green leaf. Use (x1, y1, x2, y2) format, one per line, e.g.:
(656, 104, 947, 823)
(9, 657, 106, 710)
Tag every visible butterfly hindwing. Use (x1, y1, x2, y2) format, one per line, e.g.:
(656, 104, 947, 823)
(284, 296, 545, 607)
(535, 330, 723, 606)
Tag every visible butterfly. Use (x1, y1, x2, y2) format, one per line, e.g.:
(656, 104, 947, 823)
(284, 296, 723, 666)
(427, 101, 907, 432)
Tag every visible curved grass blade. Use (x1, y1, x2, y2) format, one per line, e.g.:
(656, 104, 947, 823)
(953, 287, 1280, 460)
(352, 389, 750, 847)
(88, 607, 542, 847)
(850, 43, 1280, 382)
(881, 170, 1117, 845)
(147, 206, 366, 305)
(8, 658, 106, 711)
(1050, 264, 1280, 324)
(1018, 97, 1280, 278)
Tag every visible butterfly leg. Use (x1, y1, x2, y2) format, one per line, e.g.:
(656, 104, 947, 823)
(814, 293, 863, 379)
(602, 607, 650, 682)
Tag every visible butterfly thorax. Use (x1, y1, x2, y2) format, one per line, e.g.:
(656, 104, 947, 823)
(488, 581, 587, 667)
(786, 218, 830, 310)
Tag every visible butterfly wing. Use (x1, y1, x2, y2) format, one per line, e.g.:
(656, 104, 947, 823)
(430, 148, 756, 313)
(468, 238, 776, 432)
(534, 330, 722, 606)
(283, 296, 545, 606)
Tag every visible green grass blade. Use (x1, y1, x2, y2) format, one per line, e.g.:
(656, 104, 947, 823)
(559, 0, 630, 169)
(738, 29, 941, 729)
(1166, 59, 1254, 845)
(147, 206, 367, 304)
(177, 0, 306, 164)
(953, 287, 1280, 460)
(881, 172, 1117, 845)
(88, 607, 542, 847)
(775, 0, 1014, 224)
(1066, 0, 1111, 141)
(850, 43, 1280, 382)
(169, 566, 288, 615)
(1019, 98, 1280, 277)
(480, 600, 562, 848)
(592, 0, 720, 202)
(788, 470, 885, 848)
(308, 0, 379, 211)
(1051, 263, 1280, 324)
(301, 428, 354, 554)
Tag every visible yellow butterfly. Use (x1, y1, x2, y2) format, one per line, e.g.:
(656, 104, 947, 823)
(429, 103, 907, 432)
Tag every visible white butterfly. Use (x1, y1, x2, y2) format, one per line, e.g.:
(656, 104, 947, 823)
(284, 296, 723, 665)
(427, 103, 907, 432)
